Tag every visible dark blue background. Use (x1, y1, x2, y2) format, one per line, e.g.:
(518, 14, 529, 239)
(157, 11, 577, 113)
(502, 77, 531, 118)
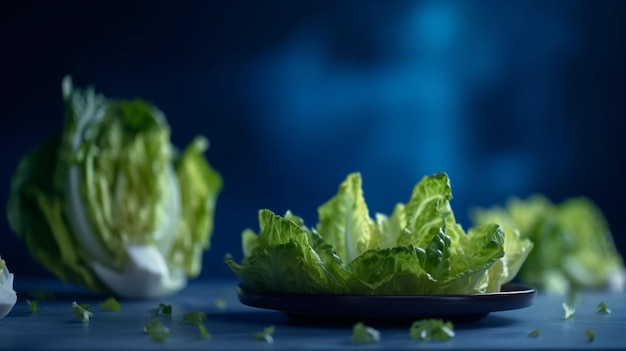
(1, 0, 625, 279)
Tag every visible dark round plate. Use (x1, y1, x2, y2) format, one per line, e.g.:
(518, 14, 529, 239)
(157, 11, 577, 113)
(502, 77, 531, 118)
(237, 283, 536, 324)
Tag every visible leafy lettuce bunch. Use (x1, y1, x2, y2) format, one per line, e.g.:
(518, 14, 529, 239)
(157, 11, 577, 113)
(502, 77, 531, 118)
(471, 195, 625, 294)
(8, 76, 222, 298)
(226, 172, 532, 295)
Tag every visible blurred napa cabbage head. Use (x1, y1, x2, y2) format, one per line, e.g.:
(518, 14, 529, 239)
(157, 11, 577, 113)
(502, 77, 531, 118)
(7, 76, 222, 298)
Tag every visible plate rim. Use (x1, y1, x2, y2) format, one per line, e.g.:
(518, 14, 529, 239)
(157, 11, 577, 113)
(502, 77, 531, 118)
(236, 283, 537, 321)
(238, 282, 536, 298)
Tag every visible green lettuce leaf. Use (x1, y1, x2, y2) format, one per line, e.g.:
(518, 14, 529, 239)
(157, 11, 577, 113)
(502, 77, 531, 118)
(226, 172, 522, 295)
(315, 173, 374, 262)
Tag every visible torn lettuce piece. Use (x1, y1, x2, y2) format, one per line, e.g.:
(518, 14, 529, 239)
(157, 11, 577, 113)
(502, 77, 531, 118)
(597, 301, 611, 314)
(585, 328, 595, 342)
(562, 302, 575, 320)
(99, 297, 120, 312)
(0, 256, 17, 319)
(351, 322, 380, 344)
(27, 300, 40, 314)
(144, 319, 169, 342)
(72, 301, 93, 323)
(7, 76, 222, 298)
(226, 172, 525, 295)
(253, 325, 275, 343)
(409, 319, 455, 342)
(481, 227, 534, 293)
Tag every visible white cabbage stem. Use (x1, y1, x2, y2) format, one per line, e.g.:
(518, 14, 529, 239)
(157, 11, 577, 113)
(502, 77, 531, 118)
(0, 260, 17, 319)
(91, 245, 186, 299)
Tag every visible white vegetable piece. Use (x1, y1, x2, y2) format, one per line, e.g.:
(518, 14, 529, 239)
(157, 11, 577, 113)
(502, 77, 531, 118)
(91, 245, 186, 299)
(0, 257, 17, 319)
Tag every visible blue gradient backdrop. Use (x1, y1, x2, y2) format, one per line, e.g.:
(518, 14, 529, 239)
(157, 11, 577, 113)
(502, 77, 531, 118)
(1, 0, 625, 279)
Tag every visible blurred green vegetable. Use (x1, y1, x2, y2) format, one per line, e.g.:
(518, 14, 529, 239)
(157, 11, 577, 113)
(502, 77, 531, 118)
(7, 76, 222, 298)
(226, 172, 532, 295)
(471, 195, 624, 294)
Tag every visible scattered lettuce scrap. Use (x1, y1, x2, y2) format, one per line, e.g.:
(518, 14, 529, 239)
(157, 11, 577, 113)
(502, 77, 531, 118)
(597, 301, 611, 314)
(409, 319, 455, 342)
(562, 302, 575, 320)
(214, 298, 227, 310)
(226, 172, 532, 295)
(144, 319, 169, 342)
(26, 300, 40, 314)
(197, 324, 211, 339)
(253, 325, 275, 344)
(528, 329, 540, 337)
(99, 297, 120, 312)
(0, 256, 17, 319)
(471, 195, 624, 293)
(351, 322, 380, 344)
(7, 76, 223, 299)
(181, 311, 210, 339)
(585, 328, 595, 342)
(148, 303, 172, 318)
(72, 301, 93, 323)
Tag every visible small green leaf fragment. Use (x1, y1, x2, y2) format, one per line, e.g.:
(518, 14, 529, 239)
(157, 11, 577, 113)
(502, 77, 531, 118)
(144, 319, 170, 343)
(198, 324, 211, 339)
(597, 301, 611, 314)
(181, 311, 207, 325)
(562, 302, 575, 320)
(99, 297, 121, 312)
(528, 329, 540, 337)
(253, 325, 275, 344)
(351, 322, 380, 344)
(180, 312, 210, 339)
(585, 328, 595, 342)
(214, 298, 227, 310)
(148, 303, 172, 317)
(72, 301, 93, 323)
(410, 319, 455, 342)
(26, 300, 40, 314)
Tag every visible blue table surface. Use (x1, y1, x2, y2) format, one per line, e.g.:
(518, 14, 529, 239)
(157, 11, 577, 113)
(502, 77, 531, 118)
(1, 278, 625, 350)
